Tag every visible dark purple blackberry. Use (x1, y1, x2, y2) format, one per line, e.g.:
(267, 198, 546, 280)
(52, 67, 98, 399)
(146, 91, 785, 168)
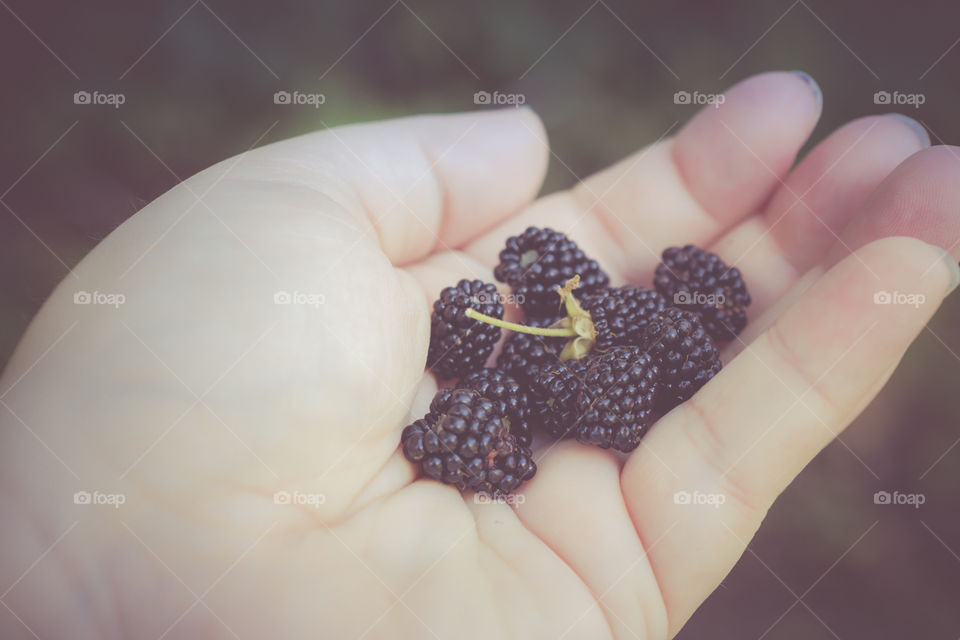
(642, 307, 721, 411)
(494, 227, 609, 316)
(427, 279, 504, 379)
(530, 358, 588, 439)
(584, 285, 668, 350)
(496, 315, 566, 386)
(573, 347, 660, 452)
(401, 388, 536, 496)
(462, 368, 533, 446)
(653, 245, 751, 341)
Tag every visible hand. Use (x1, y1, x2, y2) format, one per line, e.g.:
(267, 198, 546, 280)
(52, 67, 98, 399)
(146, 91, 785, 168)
(1, 71, 957, 640)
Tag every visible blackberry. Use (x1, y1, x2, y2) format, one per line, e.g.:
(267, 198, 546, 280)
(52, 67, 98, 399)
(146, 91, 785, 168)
(654, 245, 751, 341)
(462, 368, 533, 446)
(573, 347, 661, 452)
(496, 315, 566, 386)
(584, 285, 668, 350)
(494, 227, 609, 316)
(642, 307, 721, 411)
(427, 279, 503, 379)
(530, 358, 588, 439)
(401, 389, 536, 496)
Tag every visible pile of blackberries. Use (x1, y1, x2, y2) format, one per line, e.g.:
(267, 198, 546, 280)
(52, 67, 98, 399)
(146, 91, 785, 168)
(402, 227, 751, 497)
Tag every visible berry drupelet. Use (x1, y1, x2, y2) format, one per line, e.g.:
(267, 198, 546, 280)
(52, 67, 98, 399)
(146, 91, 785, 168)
(574, 346, 661, 452)
(584, 285, 668, 351)
(494, 227, 609, 317)
(653, 245, 751, 341)
(462, 368, 534, 446)
(427, 279, 504, 379)
(401, 388, 536, 496)
(642, 307, 721, 411)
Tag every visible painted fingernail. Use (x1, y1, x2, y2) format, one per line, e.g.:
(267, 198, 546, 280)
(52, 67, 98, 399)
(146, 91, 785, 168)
(927, 242, 960, 294)
(885, 113, 931, 148)
(791, 70, 822, 118)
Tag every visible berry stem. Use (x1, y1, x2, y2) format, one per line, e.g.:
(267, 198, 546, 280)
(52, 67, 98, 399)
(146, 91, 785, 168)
(464, 308, 577, 337)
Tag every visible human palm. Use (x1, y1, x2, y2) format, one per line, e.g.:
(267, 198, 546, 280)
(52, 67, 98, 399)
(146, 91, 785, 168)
(2, 72, 958, 639)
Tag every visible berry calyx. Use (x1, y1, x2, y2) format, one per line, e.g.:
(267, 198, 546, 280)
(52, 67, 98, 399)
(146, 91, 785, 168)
(464, 276, 599, 362)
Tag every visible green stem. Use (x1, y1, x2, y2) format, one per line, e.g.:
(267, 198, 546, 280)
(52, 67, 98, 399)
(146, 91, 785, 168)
(465, 308, 577, 337)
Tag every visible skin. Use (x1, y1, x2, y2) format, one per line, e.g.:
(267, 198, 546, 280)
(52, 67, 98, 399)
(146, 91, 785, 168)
(1, 71, 959, 639)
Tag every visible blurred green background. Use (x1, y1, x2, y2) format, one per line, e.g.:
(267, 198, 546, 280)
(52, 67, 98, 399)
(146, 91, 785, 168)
(1, 1, 958, 637)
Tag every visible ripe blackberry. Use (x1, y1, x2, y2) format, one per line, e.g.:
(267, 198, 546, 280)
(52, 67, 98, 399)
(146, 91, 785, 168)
(530, 358, 588, 439)
(642, 307, 721, 411)
(653, 245, 751, 341)
(573, 347, 661, 452)
(584, 285, 668, 350)
(462, 368, 533, 446)
(496, 315, 566, 386)
(494, 227, 609, 316)
(401, 389, 536, 496)
(427, 279, 504, 379)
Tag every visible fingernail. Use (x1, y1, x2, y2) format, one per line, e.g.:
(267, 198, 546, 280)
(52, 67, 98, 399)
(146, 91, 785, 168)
(791, 70, 822, 118)
(927, 242, 960, 294)
(885, 113, 931, 148)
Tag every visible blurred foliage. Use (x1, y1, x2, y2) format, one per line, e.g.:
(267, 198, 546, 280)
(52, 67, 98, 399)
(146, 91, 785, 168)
(1, 1, 958, 637)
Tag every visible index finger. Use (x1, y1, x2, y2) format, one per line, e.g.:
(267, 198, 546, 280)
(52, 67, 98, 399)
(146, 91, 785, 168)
(465, 71, 822, 283)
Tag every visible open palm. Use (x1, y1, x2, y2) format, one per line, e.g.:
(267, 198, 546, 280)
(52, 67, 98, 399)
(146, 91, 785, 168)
(2, 71, 958, 640)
